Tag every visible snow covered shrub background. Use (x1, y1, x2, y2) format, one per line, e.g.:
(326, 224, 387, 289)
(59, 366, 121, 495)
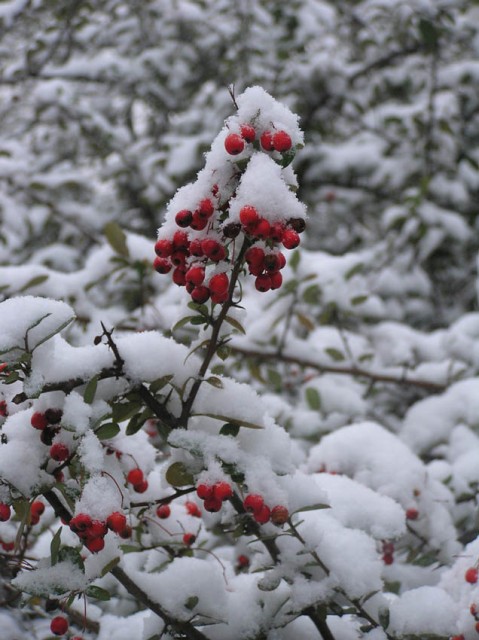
(1, 1, 479, 639)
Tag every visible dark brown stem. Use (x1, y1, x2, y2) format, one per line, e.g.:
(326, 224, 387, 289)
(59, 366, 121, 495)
(229, 345, 448, 393)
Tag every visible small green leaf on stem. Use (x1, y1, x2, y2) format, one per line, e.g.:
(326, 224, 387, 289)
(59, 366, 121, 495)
(86, 585, 111, 601)
(84, 375, 99, 404)
(50, 527, 62, 566)
(104, 222, 129, 257)
(165, 461, 194, 487)
(305, 387, 321, 411)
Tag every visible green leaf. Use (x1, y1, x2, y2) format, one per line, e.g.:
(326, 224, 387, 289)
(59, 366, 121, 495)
(126, 412, 149, 436)
(50, 527, 62, 566)
(18, 274, 49, 293)
(190, 316, 207, 326)
(187, 302, 208, 316)
(83, 375, 98, 405)
(206, 376, 223, 389)
(58, 546, 85, 572)
(296, 312, 315, 331)
(220, 423, 240, 437)
(104, 221, 129, 257)
(268, 368, 282, 389)
(172, 316, 197, 332)
(86, 585, 111, 601)
(302, 283, 321, 305)
(100, 556, 120, 577)
(305, 387, 321, 411)
(418, 18, 439, 50)
(279, 149, 296, 168)
(257, 574, 282, 591)
(149, 375, 174, 394)
(351, 294, 368, 306)
(344, 263, 364, 280)
(324, 347, 345, 362)
(192, 412, 264, 430)
(217, 345, 231, 361)
(224, 316, 246, 334)
(292, 503, 330, 515)
(185, 595, 199, 610)
(165, 461, 194, 487)
(112, 400, 141, 422)
(289, 250, 301, 272)
(378, 608, 390, 630)
(95, 422, 120, 440)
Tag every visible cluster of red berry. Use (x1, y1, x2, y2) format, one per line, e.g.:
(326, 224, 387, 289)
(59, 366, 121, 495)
(243, 494, 289, 526)
(196, 481, 233, 512)
(153, 109, 305, 305)
(126, 467, 148, 493)
(31, 409, 70, 462)
(69, 511, 130, 553)
(30, 500, 45, 525)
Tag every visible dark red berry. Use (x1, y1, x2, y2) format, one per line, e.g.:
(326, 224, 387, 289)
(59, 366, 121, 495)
(127, 468, 144, 485)
(383, 553, 394, 565)
(198, 198, 214, 218)
(269, 222, 285, 242)
(50, 443, 69, 462)
(254, 504, 271, 524)
(245, 246, 265, 267)
(45, 408, 63, 425)
(224, 133, 245, 155)
(270, 505, 289, 525)
(185, 501, 202, 517)
(209, 273, 229, 295)
(191, 286, 210, 304)
(171, 249, 187, 267)
(255, 274, 272, 292)
(0, 503, 11, 522)
(183, 532, 196, 546)
(272, 130, 292, 152)
(153, 257, 172, 274)
(201, 239, 226, 262)
(50, 615, 69, 636)
(172, 268, 187, 286)
(133, 480, 148, 493)
(186, 266, 205, 287)
(70, 513, 92, 532)
(189, 239, 204, 257)
(172, 230, 189, 249)
(465, 567, 478, 584)
(270, 272, 283, 290)
(156, 504, 171, 519)
(288, 218, 306, 233)
(203, 496, 223, 512)
(154, 239, 173, 257)
(175, 209, 193, 228)
(406, 507, 419, 520)
(0, 400, 8, 417)
(223, 222, 241, 238)
(190, 211, 208, 230)
(31, 501, 45, 517)
(243, 494, 264, 513)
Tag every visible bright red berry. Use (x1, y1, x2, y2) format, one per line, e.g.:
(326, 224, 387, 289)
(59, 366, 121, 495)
(86, 537, 105, 553)
(134, 480, 148, 493)
(237, 554, 250, 568)
(260, 130, 274, 151)
(198, 198, 214, 218)
(197, 484, 213, 500)
(213, 482, 233, 502)
(50, 443, 69, 462)
(31, 501, 45, 517)
(224, 133, 245, 155)
(183, 532, 196, 546)
(186, 266, 205, 286)
(243, 494, 264, 514)
(153, 257, 172, 274)
(239, 205, 259, 228)
(203, 496, 222, 512)
(2, 541, 14, 551)
(189, 238, 204, 257)
(127, 468, 144, 485)
(156, 504, 171, 519)
(465, 567, 478, 584)
(201, 239, 226, 262)
(0, 502, 11, 522)
(451, 636, 465, 640)
(255, 274, 272, 292)
(88, 520, 108, 538)
(269, 221, 285, 242)
(240, 124, 256, 143)
(175, 209, 193, 228)
(154, 238, 173, 257)
(173, 230, 189, 249)
(211, 290, 229, 305)
(272, 130, 292, 152)
(406, 507, 419, 520)
(31, 411, 48, 430)
(282, 229, 300, 250)
(50, 616, 69, 636)
(209, 273, 229, 295)
(270, 505, 289, 525)
(190, 211, 208, 230)
(185, 501, 202, 517)
(254, 504, 271, 524)
(107, 511, 127, 533)
(245, 246, 265, 267)
(250, 218, 271, 239)
(70, 513, 92, 532)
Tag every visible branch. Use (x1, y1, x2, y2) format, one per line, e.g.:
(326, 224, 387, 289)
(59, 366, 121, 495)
(229, 345, 448, 393)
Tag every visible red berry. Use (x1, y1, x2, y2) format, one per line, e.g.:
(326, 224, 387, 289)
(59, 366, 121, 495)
(191, 286, 210, 304)
(30, 513, 40, 526)
(272, 130, 292, 152)
(203, 496, 223, 512)
(382, 541, 394, 554)
(465, 567, 478, 584)
(154, 238, 173, 257)
(119, 525, 132, 539)
(223, 222, 241, 238)
(201, 239, 226, 262)
(264, 254, 280, 272)
(269, 222, 285, 242)
(50, 616, 69, 636)
(31, 411, 48, 430)
(254, 504, 271, 524)
(406, 507, 419, 520)
(245, 246, 265, 267)
(237, 554, 250, 568)
(196, 484, 213, 500)
(186, 266, 205, 286)
(382, 553, 394, 565)
(153, 257, 172, 274)
(224, 133, 245, 155)
(171, 249, 187, 267)
(270, 505, 289, 525)
(31, 501, 45, 517)
(190, 211, 209, 231)
(209, 273, 229, 295)
(183, 532, 196, 546)
(451, 636, 464, 640)
(213, 481, 233, 501)
(134, 480, 148, 493)
(270, 272, 283, 290)
(255, 274, 272, 292)
(88, 520, 108, 538)
(276, 252, 286, 269)
(198, 198, 214, 218)
(471, 603, 477, 617)
(260, 131, 274, 151)
(156, 504, 171, 519)
(189, 238, 204, 257)
(185, 501, 202, 517)
(476, 622, 479, 633)
(240, 124, 256, 143)
(2, 541, 14, 551)
(173, 230, 189, 249)
(50, 443, 69, 462)
(45, 408, 63, 424)
(107, 511, 127, 533)
(127, 468, 144, 485)
(0, 502, 11, 522)
(250, 218, 271, 239)
(211, 290, 228, 305)
(86, 537, 105, 553)
(175, 209, 193, 228)
(0, 400, 8, 417)
(70, 513, 92, 533)
(243, 494, 264, 514)
(172, 268, 187, 286)
(239, 205, 259, 227)
(282, 229, 300, 250)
